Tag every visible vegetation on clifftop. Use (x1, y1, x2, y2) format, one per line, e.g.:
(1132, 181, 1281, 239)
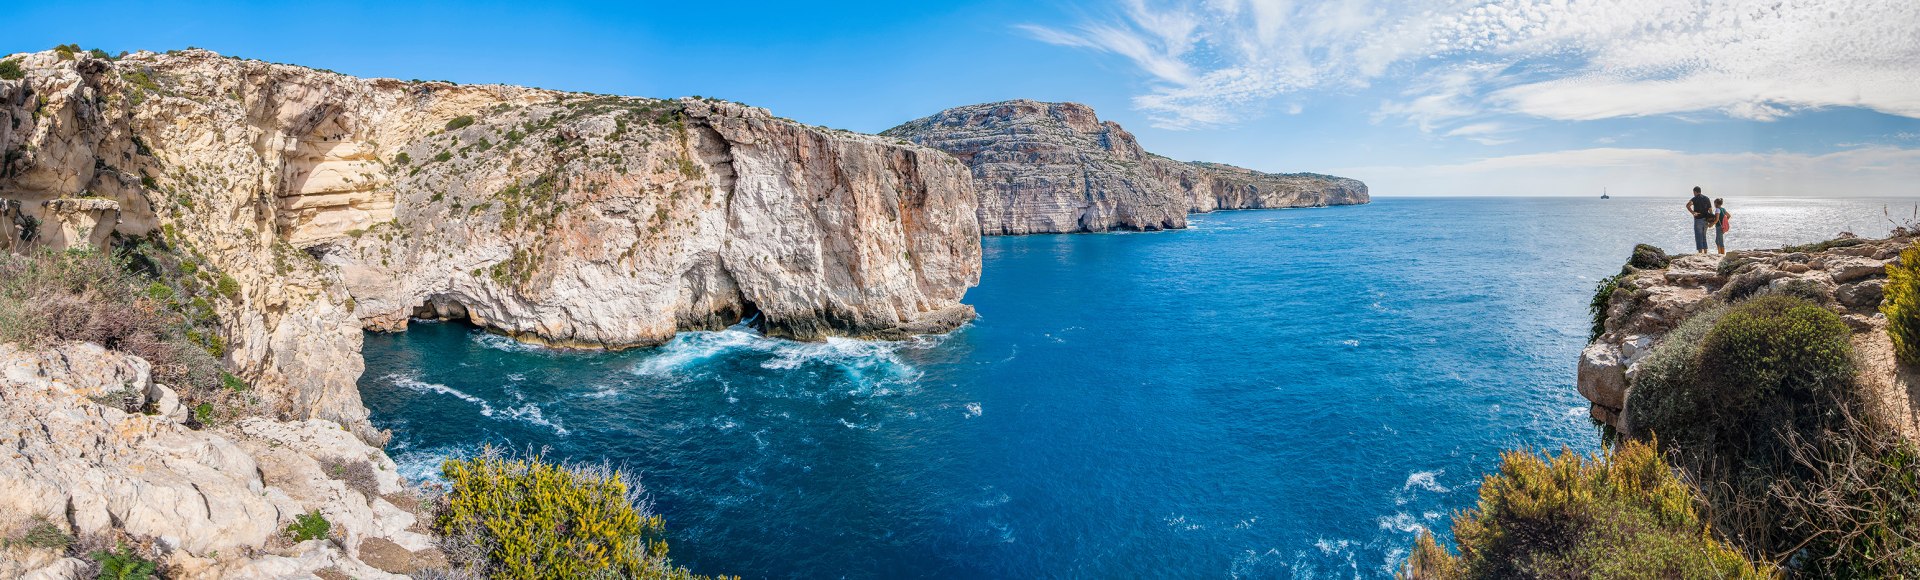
(1401, 440, 1767, 579)
(1885, 241, 1920, 365)
(434, 450, 734, 580)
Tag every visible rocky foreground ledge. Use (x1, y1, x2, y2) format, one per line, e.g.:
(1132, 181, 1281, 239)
(883, 100, 1368, 235)
(1580, 235, 1917, 436)
(0, 342, 435, 578)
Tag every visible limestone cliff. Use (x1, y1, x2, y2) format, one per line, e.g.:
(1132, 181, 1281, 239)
(881, 100, 1368, 235)
(1579, 237, 1916, 437)
(0, 49, 981, 431)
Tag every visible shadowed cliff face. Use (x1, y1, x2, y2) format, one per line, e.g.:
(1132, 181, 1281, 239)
(881, 100, 1369, 235)
(0, 49, 982, 429)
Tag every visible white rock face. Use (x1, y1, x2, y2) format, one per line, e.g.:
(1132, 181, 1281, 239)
(0, 342, 435, 577)
(0, 49, 981, 433)
(882, 100, 1368, 234)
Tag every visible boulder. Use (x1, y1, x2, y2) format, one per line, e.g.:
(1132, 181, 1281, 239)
(1578, 343, 1629, 410)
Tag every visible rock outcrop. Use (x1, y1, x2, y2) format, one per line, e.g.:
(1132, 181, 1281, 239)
(0, 342, 434, 579)
(881, 100, 1368, 235)
(1580, 236, 1917, 436)
(0, 49, 981, 432)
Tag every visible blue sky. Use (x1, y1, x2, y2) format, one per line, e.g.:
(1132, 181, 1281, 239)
(7, 0, 1919, 197)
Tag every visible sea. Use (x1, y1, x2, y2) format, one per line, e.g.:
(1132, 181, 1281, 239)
(360, 196, 1917, 578)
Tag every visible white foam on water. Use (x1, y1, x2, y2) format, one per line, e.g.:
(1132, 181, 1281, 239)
(1403, 470, 1450, 494)
(1314, 538, 1351, 554)
(500, 403, 569, 435)
(630, 327, 763, 377)
(390, 443, 482, 485)
(964, 402, 983, 418)
(387, 374, 568, 435)
(390, 374, 496, 416)
(1342, 339, 1361, 347)
(472, 332, 541, 352)
(1377, 512, 1427, 534)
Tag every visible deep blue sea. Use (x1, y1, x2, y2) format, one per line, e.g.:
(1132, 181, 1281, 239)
(362, 197, 1914, 578)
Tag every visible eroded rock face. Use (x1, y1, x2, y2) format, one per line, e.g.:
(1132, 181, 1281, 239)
(0, 342, 430, 579)
(1579, 236, 1915, 436)
(0, 49, 981, 430)
(882, 100, 1368, 234)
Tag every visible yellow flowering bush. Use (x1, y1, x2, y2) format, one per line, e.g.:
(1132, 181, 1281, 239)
(1400, 440, 1767, 579)
(436, 451, 732, 580)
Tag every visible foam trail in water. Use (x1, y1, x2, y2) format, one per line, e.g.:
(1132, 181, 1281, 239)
(387, 374, 568, 435)
(473, 332, 541, 352)
(390, 374, 495, 416)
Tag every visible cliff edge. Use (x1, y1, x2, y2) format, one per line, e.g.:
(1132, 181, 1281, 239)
(882, 100, 1368, 235)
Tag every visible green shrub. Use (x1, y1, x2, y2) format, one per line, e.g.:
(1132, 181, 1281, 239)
(1400, 440, 1767, 579)
(287, 510, 330, 541)
(221, 372, 247, 391)
(1588, 274, 1622, 341)
(436, 451, 732, 580)
(393, 151, 411, 165)
(446, 115, 475, 130)
(1620, 304, 1726, 443)
(89, 48, 110, 60)
(1694, 295, 1855, 454)
(52, 44, 79, 60)
(1885, 241, 1920, 365)
(1626, 243, 1669, 271)
(432, 151, 452, 163)
(193, 401, 213, 425)
(0, 59, 23, 81)
(90, 543, 157, 580)
(214, 273, 241, 299)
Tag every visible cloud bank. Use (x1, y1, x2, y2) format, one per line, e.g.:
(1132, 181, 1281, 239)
(1332, 146, 1920, 198)
(1023, 0, 1920, 130)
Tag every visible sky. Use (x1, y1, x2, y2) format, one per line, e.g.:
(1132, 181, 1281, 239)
(6, 0, 1919, 198)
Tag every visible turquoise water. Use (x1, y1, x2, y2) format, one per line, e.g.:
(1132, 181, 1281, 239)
(362, 197, 1912, 578)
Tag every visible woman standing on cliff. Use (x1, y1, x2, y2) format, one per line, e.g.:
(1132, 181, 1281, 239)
(1713, 198, 1731, 254)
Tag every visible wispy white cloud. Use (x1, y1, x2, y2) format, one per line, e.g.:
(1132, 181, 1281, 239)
(1331, 146, 1920, 197)
(1022, 0, 1920, 131)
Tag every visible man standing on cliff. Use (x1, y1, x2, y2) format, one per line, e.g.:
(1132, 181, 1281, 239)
(1686, 186, 1713, 254)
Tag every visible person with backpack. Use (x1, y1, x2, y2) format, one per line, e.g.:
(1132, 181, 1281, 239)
(1686, 186, 1713, 254)
(1713, 198, 1731, 254)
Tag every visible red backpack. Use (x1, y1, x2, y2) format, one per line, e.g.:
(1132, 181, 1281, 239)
(1717, 210, 1731, 232)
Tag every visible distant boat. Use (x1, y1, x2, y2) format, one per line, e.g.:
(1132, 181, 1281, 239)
(1601, 188, 1611, 199)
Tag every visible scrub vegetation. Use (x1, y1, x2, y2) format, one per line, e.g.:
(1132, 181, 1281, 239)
(434, 449, 735, 580)
(1401, 440, 1767, 579)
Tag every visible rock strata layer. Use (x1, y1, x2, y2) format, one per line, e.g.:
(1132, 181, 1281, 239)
(0, 48, 981, 430)
(882, 100, 1368, 234)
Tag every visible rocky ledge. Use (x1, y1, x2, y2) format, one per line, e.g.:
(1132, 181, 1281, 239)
(1580, 236, 1918, 436)
(882, 100, 1368, 235)
(0, 342, 437, 578)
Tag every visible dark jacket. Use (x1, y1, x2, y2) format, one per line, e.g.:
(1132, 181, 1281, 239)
(1689, 194, 1712, 218)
